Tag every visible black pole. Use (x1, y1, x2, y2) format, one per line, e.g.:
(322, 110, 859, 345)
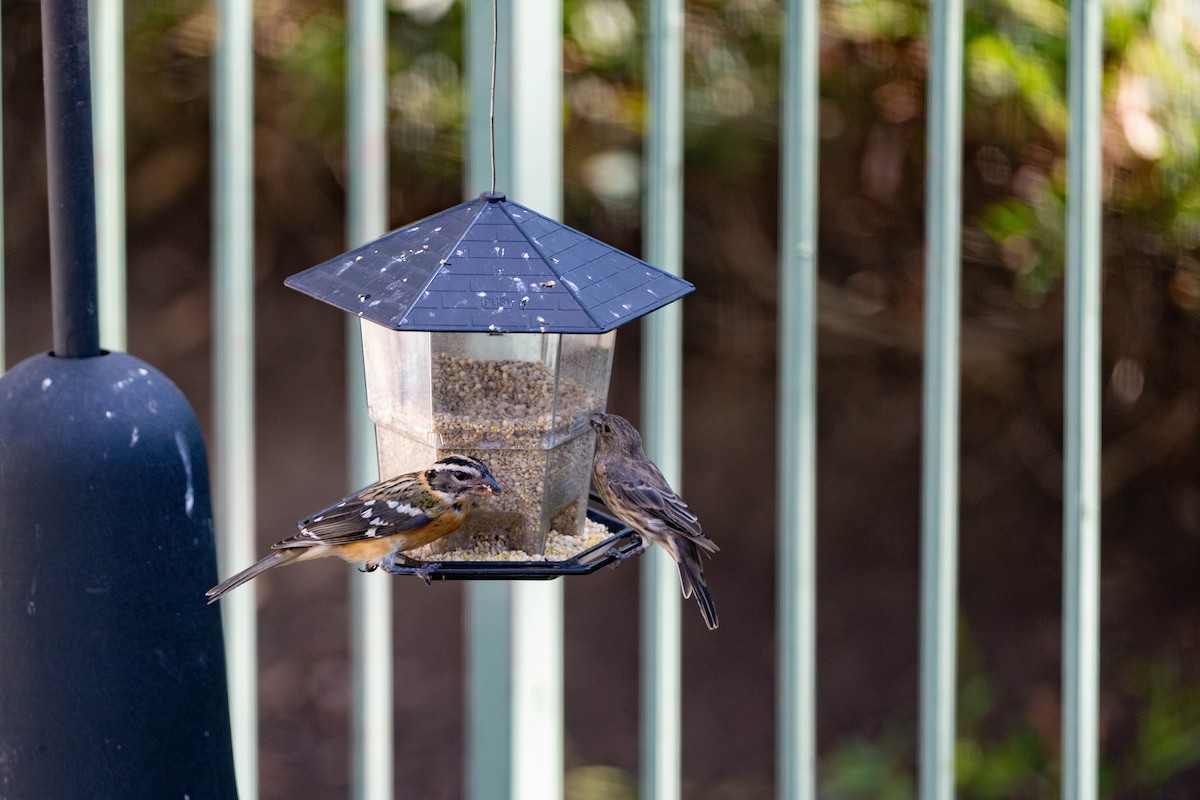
(41, 0, 100, 358)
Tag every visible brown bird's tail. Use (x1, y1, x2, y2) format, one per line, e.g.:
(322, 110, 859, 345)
(206, 550, 300, 604)
(675, 541, 719, 630)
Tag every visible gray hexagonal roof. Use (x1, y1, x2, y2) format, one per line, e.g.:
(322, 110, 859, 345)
(285, 192, 694, 333)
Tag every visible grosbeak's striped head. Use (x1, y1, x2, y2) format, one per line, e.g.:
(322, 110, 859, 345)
(590, 412, 643, 458)
(424, 455, 503, 498)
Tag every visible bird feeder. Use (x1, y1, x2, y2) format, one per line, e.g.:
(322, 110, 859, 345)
(286, 192, 692, 561)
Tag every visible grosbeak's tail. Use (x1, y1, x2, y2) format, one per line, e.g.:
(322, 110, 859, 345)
(206, 550, 300, 604)
(674, 542, 719, 630)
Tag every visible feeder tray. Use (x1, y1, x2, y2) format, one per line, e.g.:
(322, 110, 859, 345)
(385, 502, 642, 581)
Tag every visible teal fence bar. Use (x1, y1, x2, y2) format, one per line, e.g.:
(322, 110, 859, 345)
(464, 2, 565, 798)
(1062, 0, 1103, 797)
(212, 0, 258, 797)
(776, 0, 820, 796)
(641, 2, 685, 800)
(0, 5, 5, 373)
(917, 0, 965, 798)
(464, 5, 509, 797)
(89, 0, 125, 351)
(345, 1, 392, 799)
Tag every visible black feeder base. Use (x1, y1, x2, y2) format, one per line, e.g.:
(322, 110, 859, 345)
(385, 505, 643, 581)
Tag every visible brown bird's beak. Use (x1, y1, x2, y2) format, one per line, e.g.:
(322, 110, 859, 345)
(475, 473, 503, 495)
(589, 413, 607, 432)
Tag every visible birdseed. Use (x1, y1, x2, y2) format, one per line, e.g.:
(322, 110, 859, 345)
(425, 351, 606, 554)
(407, 517, 613, 562)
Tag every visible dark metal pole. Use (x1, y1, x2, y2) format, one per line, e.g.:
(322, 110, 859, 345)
(41, 0, 100, 358)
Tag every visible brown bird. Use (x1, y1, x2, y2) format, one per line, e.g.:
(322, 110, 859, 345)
(206, 455, 501, 603)
(590, 412, 719, 629)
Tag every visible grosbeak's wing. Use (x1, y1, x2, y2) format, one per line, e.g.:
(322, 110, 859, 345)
(274, 479, 435, 549)
(601, 459, 717, 552)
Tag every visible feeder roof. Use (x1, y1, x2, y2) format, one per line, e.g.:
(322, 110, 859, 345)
(285, 192, 694, 334)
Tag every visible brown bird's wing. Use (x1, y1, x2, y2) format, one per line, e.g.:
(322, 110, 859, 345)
(274, 483, 435, 549)
(602, 459, 718, 553)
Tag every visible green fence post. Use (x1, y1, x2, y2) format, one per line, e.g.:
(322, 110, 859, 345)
(0, 5, 5, 373)
(641, 2, 685, 799)
(1063, 0, 1103, 797)
(918, 0, 965, 798)
(346, 2, 392, 799)
(89, 0, 125, 351)
(465, 2, 564, 798)
(213, 0, 258, 796)
(776, 0, 820, 795)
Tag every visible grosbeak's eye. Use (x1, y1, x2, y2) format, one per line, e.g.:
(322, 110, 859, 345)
(452, 470, 471, 481)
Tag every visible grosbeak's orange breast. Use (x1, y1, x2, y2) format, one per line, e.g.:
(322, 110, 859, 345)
(330, 505, 468, 562)
(394, 505, 468, 550)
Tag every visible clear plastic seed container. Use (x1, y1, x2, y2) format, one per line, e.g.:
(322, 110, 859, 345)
(361, 322, 615, 554)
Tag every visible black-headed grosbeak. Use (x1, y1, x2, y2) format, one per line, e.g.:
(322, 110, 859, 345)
(589, 413, 719, 630)
(206, 455, 502, 603)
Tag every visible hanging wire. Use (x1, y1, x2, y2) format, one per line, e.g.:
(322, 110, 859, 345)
(490, 0, 498, 193)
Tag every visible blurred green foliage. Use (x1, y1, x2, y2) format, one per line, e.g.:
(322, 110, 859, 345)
(564, 765, 638, 800)
(122, 0, 1200, 313)
(1121, 659, 1200, 791)
(821, 731, 916, 800)
(960, 0, 1200, 307)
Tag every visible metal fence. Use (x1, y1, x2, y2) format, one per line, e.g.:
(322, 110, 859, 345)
(3, 0, 1105, 798)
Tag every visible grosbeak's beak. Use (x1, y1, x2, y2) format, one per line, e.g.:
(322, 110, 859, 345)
(589, 413, 606, 431)
(474, 473, 503, 495)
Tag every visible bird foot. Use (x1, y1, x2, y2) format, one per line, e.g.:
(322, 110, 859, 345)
(414, 561, 441, 585)
(380, 552, 440, 584)
(606, 540, 647, 568)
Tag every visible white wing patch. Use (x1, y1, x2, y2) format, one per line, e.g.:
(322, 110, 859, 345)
(280, 499, 431, 549)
